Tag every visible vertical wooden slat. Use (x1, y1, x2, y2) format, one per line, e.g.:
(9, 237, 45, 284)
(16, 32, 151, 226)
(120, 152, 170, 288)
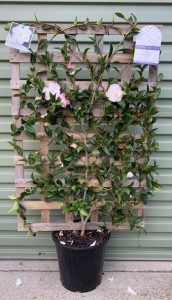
(65, 213, 74, 223)
(90, 34, 105, 223)
(121, 38, 133, 83)
(90, 210, 99, 222)
(148, 65, 158, 84)
(64, 34, 77, 224)
(37, 33, 50, 223)
(95, 34, 104, 52)
(10, 48, 25, 229)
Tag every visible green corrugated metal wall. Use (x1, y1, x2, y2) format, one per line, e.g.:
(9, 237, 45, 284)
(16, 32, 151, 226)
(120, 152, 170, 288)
(0, 0, 172, 260)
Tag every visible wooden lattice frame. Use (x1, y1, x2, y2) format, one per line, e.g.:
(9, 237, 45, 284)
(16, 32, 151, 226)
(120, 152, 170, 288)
(10, 23, 162, 232)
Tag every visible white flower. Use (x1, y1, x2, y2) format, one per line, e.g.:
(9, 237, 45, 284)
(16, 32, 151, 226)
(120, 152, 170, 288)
(106, 84, 123, 102)
(127, 287, 137, 295)
(41, 113, 47, 118)
(43, 81, 61, 101)
(16, 278, 22, 286)
(127, 172, 134, 178)
(60, 241, 66, 245)
(59, 231, 63, 236)
(12, 24, 32, 45)
(35, 96, 42, 101)
(90, 240, 96, 247)
(59, 92, 71, 108)
(70, 143, 77, 149)
(107, 277, 114, 282)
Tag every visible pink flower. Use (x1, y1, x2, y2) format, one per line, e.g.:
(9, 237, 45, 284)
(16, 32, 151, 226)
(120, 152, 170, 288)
(59, 92, 71, 107)
(43, 81, 61, 101)
(106, 84, 123, 102)
(66, 62, 75, 75)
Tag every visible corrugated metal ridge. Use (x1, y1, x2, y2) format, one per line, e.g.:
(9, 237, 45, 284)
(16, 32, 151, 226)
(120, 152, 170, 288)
(0, 0, 172, 3)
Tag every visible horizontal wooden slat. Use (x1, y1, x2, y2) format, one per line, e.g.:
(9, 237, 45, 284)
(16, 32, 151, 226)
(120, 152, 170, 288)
(5, 98, 172, 118)
(1, 45, 171, 64)
(10, 52, 132, 63)
(19, 200, 63, 210)
(10, 79, 156, 93)
(1, 170, 171, 185)
(4, 82, 172, 98)
(19, 199, 142, 210)
(34, 23, 162, 35)
(18, 221, 136, 231)
(15, 178, 146, 188)
(14, 134, 51, 141)
(3, 153, 172, 168)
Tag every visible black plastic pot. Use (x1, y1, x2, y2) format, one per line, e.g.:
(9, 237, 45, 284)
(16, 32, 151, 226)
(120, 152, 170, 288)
(52, 232, 110, 292)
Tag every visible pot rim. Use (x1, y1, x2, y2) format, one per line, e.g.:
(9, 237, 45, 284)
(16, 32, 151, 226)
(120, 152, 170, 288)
(52, 231, 111, 251)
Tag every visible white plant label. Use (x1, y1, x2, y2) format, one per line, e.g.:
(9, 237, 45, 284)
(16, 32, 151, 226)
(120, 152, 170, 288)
(5, 22, 35, 52)
(133, 25, 162, 65)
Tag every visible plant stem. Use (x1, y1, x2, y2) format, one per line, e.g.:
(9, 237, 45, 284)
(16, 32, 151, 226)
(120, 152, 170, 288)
(80, 127, 90, 236)
(81, 206, 94, 236)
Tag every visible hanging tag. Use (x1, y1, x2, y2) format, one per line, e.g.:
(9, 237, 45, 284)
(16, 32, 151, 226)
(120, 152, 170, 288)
(133, 25, 162, 65)
(5, 22, 35, 52)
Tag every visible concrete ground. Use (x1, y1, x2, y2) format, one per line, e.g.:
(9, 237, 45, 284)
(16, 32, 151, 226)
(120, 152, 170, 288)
(0, 260, 172, 300)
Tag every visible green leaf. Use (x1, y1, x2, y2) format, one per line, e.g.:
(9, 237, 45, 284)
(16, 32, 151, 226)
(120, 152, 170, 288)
(30, 52, 37, 65)
(28, 153, 36, 165)
(73, 16, 78, 25)
(113, 26, 123, 35)
(42, 24, 54, 31)
(8, 201, 19, 213)
(8, 141, 23, 156)
(27, 102, 35, 110)
(11, 123, 17, 133)
(96, 18, 103, 25)
(108, 43, 113, 58)
(79, 209, 88, 217)
(83, 48, 90, 60)
(94, 187, 103, 192)
(64, 155, 73, 161)
(34, 12, 39, 22)
(129, 216, 142, 230)
(35, 164, 45, 173)
(130, 13, 137, 24)
(8, 195, 18, 201)
(38, 39, 48, 50)
(84, 17, 89, 24)
(115, 12, 125, 19)
(25, 124, 36, 138)
(54, 24, 62, 34)
(127, 16, 134, 25)
(4, 23, 10, 32)
(44, 126, 52, 137)
(78, 24, 87, 31)
(157, 73, 164, 82)
(76, 145, 83, 153)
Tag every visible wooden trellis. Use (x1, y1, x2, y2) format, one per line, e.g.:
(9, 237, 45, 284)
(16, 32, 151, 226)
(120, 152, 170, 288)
(10, 23, 162, 232)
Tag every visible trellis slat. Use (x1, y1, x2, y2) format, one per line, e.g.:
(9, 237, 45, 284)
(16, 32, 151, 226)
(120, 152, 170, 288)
(10, 52, 132, 63)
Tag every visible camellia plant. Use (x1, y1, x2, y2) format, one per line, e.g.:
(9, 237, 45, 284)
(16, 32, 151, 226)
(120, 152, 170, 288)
(9, 13, 161, 238)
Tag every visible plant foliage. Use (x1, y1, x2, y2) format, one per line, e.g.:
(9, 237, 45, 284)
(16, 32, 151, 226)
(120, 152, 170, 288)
(9, 13, 161, 236)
